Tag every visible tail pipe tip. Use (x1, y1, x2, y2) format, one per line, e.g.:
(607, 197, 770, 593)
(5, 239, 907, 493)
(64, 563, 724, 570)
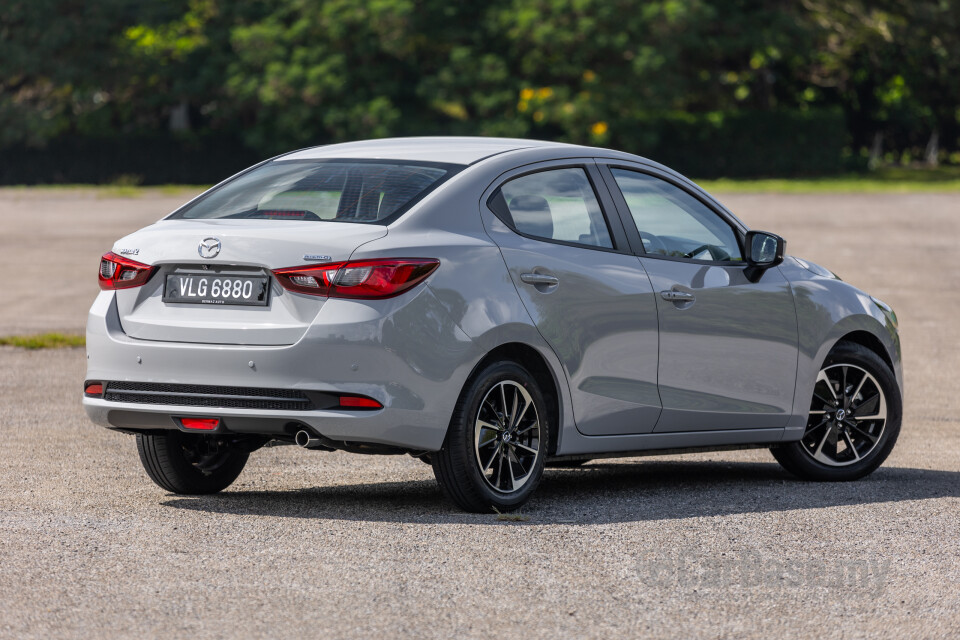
(295, 429, 325, 449)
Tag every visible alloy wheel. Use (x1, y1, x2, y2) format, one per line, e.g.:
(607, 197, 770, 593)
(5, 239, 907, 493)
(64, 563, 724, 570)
(802, 363, 887, 466)
(474, 380, 542, 493)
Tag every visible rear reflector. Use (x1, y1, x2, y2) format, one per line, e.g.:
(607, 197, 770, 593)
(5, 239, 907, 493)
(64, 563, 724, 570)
(180, 417, 220, 430)
(338, 396, 383, 409)
(84, 383, 104, 396)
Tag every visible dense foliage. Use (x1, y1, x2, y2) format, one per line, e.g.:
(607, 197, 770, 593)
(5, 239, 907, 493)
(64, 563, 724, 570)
(1, 0, 958, 182)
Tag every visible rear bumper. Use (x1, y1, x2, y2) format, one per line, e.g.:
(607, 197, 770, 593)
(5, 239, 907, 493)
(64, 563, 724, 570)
(83, 288, 482, 450)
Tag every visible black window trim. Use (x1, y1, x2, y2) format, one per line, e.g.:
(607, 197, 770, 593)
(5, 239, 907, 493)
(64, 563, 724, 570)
(596, 161, 748, 267)
(166, 157, 466, 227)
(484, 161, 633, 255)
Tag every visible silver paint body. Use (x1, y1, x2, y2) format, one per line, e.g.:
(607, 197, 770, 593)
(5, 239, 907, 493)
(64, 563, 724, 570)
(83, 137, 903, 455)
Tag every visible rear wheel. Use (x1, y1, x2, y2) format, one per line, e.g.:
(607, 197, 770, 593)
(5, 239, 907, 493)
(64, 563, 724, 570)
(432, 361, 549, 513)
(136, 431, 249, 494)
(772, 341, 901, 481)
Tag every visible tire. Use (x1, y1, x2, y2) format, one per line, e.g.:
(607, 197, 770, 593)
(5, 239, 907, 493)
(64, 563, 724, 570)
(432, 361, 550, 513)
(136, 431, 249, 494)
(772, 341, 902, 481)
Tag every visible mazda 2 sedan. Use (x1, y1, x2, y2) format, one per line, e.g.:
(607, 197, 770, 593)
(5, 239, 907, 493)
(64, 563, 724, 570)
(83, 137, 903, 512)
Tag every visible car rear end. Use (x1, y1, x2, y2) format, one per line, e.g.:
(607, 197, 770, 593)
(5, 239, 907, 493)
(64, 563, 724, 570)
(83, 158, 480, 452)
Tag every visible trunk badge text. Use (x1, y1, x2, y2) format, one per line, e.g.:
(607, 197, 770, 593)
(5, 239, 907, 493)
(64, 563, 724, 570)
(198, 237, 221, 259)
(119, 248, 139, 256)
(303, 254, 332, 262)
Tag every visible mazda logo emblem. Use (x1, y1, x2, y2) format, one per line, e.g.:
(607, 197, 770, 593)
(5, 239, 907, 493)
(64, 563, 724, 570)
(198, 237, 221, 259)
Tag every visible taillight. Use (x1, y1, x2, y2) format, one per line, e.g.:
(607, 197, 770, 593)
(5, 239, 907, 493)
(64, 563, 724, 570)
(273, 258, 439, 299)
(99, 252, 157, 290)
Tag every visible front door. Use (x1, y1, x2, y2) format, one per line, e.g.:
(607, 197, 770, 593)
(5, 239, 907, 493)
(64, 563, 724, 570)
(601, 165, 799, 432)
(483, 163, 662, 435)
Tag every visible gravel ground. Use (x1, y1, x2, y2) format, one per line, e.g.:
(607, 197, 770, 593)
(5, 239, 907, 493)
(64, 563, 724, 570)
(1, 189, 959, 638)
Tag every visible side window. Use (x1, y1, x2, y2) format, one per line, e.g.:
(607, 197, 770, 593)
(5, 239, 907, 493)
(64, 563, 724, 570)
(491, 168, 614, 249)
(610, 169, 742, 262)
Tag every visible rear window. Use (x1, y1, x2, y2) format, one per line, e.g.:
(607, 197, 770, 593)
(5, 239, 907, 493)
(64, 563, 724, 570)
(170, 160, 457, 224)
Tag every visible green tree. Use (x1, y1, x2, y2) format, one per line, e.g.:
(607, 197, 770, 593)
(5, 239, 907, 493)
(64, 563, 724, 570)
(1, 0, 958, 179)
(803, 0, 960, 163)
(492, 0, 818, 148)
(0, 0, 150, 144)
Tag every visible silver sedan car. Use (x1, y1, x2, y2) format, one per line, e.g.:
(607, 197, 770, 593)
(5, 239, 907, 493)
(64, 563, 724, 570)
(83, 137, 903, 512)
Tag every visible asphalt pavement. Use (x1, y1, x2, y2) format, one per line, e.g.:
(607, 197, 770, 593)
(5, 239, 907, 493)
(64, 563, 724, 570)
(1, 188, 958, 638)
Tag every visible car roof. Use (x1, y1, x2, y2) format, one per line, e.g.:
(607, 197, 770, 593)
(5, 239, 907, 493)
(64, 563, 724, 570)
(279, 136, 587, 165)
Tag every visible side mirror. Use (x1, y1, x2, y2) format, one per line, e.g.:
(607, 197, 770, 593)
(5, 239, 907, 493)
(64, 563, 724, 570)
(744, 230, 785, 282)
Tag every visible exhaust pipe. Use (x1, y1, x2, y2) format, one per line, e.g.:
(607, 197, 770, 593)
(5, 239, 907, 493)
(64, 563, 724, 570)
(295, 429, 327, 449)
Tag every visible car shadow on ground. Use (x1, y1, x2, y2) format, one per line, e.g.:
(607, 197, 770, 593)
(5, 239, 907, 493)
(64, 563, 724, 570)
(161, 460, 960, 525)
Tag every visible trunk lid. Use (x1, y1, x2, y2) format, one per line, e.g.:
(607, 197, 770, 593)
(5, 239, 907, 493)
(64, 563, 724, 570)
(112, 219, 387, 345)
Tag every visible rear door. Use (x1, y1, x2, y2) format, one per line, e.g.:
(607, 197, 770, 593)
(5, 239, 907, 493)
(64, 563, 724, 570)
(598, 163, 799, 432)
(482, 161, 662, 436)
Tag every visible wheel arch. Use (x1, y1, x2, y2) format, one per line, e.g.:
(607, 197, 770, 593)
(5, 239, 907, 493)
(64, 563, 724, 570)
(459, 341, 562, 456)
(832, 329, 895, 373)
(787, 311, 903, 439)
(772, 328, 903, 480)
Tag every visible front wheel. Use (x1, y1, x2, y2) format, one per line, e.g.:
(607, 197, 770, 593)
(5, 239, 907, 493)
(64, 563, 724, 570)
(772, 341, 901, 481)
(432, 361, 549, 513)
(136, 431, 249, 494)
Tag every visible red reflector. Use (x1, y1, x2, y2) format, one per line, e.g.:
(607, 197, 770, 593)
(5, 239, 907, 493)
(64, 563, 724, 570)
(338, 396, 383, 409)
(84, 383, 104, 396)
(180, 418, 220, 430)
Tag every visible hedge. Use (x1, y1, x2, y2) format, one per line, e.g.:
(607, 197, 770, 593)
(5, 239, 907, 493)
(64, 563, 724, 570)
(0, 110, 849, 184)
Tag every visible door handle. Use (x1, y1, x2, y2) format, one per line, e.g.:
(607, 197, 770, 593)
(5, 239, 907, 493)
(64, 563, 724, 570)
(520, 273, 560, 286)
(660, 290, 695, 302)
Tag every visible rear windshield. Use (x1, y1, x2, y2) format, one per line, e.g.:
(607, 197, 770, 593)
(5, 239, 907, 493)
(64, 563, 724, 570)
(170, 160, 458, 224)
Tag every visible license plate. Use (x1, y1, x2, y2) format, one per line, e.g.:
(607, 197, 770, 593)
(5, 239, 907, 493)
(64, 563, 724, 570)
(163, 274, 270, 306)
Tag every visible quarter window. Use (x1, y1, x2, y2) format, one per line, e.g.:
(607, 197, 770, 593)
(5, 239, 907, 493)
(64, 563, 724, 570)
(492, 168, 614, 249)
(610, 169, 742, 262)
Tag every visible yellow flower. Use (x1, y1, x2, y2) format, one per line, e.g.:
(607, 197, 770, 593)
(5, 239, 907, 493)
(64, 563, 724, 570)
(533, 110, 545, 122)
(591, 121, 608, 136)
(517, 101, 528, 112)
(536, 87, 553, 99)
(582, 70, 596, 82)
(520, 88, 534, 101)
